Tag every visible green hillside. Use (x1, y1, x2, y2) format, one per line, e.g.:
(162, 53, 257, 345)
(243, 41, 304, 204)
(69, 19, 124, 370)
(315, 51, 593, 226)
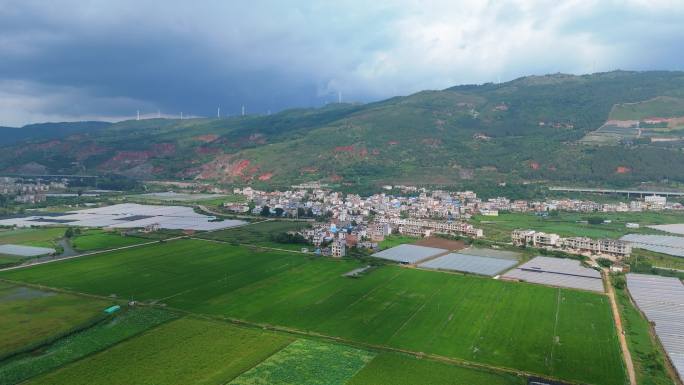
(2, 71, 684, 188)
(609, 96, 684, 120)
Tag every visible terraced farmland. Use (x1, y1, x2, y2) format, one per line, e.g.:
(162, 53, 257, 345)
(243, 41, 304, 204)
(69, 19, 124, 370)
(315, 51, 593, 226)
(0, 239, 625, 385)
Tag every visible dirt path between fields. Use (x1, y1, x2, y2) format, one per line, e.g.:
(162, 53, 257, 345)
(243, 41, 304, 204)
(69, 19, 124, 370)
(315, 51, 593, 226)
(604, 271, 637, 385)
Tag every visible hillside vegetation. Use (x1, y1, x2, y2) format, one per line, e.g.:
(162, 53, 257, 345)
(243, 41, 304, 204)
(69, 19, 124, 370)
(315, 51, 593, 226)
(2, 71, 684, 187)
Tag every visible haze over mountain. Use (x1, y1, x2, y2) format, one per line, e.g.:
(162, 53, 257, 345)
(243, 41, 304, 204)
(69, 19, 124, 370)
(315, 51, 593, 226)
(3, 71, 684, 190)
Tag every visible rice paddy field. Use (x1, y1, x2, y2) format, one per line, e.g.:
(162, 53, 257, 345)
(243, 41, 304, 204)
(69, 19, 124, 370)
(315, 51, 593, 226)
(0, 239, 626, 385)
(0, 282, 110, 357)
(70, 229, 151, 252)
(26, 318, 291, 385)
(346, 354, 525, 385)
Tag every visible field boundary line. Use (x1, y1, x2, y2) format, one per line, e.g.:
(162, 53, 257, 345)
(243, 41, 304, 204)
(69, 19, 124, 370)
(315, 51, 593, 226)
(0, 277, 583, 385)
(548, 287, 561, 371)
(173, 308, 583, 385)
(0, 235, 188, 272)
(605, 271, 637, 385)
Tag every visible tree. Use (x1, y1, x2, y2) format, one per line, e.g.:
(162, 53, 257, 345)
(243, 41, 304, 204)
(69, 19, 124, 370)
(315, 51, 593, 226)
(587, 216, 605, 225)
(64, 228, 74, 238)
(297, 207, 306, 218)
(274, 207, 284, 217)
(260, 205, 270, 216)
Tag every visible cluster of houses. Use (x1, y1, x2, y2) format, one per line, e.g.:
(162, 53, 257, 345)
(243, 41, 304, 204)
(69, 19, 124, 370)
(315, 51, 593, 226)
(511, 229, 632, 258)
(1, 177, 67, 204)
(228, 185, 680, 222)
(223, 184, 679, 259)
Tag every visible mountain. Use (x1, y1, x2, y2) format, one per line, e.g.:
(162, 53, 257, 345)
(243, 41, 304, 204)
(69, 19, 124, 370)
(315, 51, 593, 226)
(2, 71, 684, 190)
(0, 121, 111, 147)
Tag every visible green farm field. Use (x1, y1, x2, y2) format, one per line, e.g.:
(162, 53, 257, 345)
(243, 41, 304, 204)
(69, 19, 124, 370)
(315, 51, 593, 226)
(0, 255, 24, 268)
(378, 235, 419, 249)
(197, 220, 311, 250)
(0, 227, 66, 248)
(347, 353, 525, 385)
(472, 211, 684, 242)
(0, 307, 176, 385)
(27, 317, 291, 385)
(613, 281, 675, 385)
(229, 339, 374, 385)
(0, 239, 625, 385)
(0, 282, 110, 357)
(71, 230, 150, 252)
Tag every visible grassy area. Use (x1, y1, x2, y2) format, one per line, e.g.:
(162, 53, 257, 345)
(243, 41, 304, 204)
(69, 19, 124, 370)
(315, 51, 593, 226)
(0, 227, 66, 249)
(0, 307, 176, 385)
(70, 229, 150, 252)
(0, 283, 110, 358)
(378, 235, 418, 249)
(0, 255, 24, 268)
(629, 248, 684, 271)
(229, 339, 374, 385)
(347, 353, 525, 385)
(0, 240, 625, 385)
(613, 278, 675, 385)
(197, 220, 310, 250)
(27, 318, 291, 385)
(473, 211, 684, 242)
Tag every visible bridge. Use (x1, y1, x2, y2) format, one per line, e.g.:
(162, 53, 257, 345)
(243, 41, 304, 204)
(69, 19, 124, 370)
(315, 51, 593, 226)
(549, 186, 684, 197)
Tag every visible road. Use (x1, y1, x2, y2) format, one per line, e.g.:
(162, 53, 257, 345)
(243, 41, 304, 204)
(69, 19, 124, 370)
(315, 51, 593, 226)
(604, 270, 637, 385)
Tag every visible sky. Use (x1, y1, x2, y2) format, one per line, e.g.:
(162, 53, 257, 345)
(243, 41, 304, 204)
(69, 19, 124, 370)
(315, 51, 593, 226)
(1, 0, 683, 126)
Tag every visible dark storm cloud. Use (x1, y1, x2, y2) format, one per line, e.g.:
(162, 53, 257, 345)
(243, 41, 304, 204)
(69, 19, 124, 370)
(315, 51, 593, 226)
(0, 0, 683, 126)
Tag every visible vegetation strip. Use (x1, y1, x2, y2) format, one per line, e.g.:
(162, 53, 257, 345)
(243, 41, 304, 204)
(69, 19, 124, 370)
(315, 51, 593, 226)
(228, 339, 375, 385)
(0, 307, 177, 385)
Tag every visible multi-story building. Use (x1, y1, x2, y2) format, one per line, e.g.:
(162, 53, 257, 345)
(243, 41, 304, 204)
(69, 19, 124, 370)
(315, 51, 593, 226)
(331, 240, 346, 258)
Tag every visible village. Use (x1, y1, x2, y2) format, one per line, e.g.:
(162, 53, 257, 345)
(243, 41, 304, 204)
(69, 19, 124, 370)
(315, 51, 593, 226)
(225, 184, 680, 260)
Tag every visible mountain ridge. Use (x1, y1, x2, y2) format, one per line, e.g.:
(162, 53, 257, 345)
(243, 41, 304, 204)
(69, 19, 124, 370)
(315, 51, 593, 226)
(2, 71, 684, 189)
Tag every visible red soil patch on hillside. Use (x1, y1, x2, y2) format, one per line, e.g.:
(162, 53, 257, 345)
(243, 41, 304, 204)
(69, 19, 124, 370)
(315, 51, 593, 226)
(196, 146, 220, 155)
(195, 155, 259, 182)
(529, 161, 540, 170)
(194, 134, 219, 143)
(616, 166, 631, 174)
(150, 143, 176, 156)
(329, 174, 343, 182)
(258, 172, 274, 181)
(301, 167, 318, 173)
(334, 145, 355, 153)
(388, 141, 399, 145)
(75, 144, 107, 161)
(33, 140, 61, 150)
